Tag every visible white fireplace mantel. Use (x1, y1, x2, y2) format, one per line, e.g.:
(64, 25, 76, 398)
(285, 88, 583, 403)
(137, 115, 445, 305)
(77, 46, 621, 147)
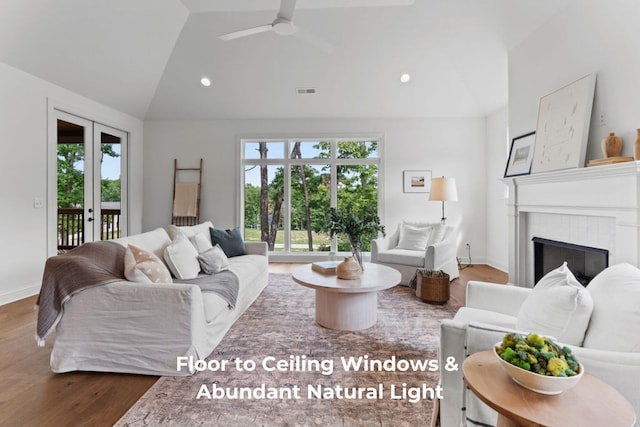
(504, 161, 640, 286)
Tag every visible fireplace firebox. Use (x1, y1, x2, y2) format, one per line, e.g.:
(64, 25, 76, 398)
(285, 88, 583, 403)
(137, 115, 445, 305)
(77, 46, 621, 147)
(533, 237, 608, 287)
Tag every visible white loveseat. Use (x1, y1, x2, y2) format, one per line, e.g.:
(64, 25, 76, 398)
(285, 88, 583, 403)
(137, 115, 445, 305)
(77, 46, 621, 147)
(439, 262, 640, 427)
(371, 221, 459, 285)
(47, 222, 268, 376)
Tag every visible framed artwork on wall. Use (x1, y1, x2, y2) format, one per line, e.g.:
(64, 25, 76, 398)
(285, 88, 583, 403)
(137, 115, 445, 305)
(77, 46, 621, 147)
(531, 73, 597, 173)
(403, 170, 432, 193)
(504, 131, 536, 178)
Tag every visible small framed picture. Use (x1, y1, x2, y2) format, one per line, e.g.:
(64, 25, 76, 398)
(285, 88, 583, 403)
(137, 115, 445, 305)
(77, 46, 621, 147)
(504, 132, 536, 178)
(403, 170, 432, 193)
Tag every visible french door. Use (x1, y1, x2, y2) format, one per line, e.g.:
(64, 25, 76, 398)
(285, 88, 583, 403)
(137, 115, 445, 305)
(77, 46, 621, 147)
(52, 110, 127, 253)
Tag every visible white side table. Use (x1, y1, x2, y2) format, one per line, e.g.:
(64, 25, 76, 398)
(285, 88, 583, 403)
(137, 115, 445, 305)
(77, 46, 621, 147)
(291, 262, 401, 331)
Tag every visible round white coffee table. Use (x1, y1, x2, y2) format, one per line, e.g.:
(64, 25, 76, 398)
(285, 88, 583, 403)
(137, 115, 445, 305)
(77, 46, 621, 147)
(291, 262, 401, 331)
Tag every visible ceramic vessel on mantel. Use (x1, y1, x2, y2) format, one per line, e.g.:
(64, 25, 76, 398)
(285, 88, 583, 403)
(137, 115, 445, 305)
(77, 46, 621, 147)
(336, 256, 362, 279)
(635, 129, 640, 161)
(601, 132, 622, 158)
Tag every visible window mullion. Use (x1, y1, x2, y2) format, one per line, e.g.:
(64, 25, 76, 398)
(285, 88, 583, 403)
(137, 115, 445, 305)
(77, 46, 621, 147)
(283, 140, 291, 253)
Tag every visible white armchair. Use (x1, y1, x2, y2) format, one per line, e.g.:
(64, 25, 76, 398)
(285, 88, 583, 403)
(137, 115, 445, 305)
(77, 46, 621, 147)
(438, 264, 640, 427)
(371, 221, 460, 285)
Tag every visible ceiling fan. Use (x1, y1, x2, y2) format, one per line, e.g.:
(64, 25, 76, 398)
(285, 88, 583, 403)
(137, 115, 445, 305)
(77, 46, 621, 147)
(218, 0, 336, 53)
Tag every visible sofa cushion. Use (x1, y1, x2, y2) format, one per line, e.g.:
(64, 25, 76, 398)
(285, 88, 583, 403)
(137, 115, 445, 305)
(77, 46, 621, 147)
(163, 233, 201, 280)
(396, 223, 431, 251)
(227, 254, 268, 288)
(583, 263, 640, 352)
(516, 262, 593, 346)
(201, 293, 230, 323)
(210, 227, 247, 257)
(198, 244, 230, 274)
(376, 248, 425, 267)
(124, 244, 173, 284)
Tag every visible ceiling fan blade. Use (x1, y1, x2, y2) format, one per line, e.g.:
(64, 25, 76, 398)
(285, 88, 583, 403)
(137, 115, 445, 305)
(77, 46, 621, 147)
(218, 24, 273, 41)
(278, 0, 297, 21)
(294, 27, 336, 54)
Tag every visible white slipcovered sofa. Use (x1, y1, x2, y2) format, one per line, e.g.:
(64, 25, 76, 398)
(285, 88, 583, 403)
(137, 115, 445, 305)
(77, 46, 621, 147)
(45, 222, 268, 376)
(439, 262, 640, 427)
(371, 220, 459, 285)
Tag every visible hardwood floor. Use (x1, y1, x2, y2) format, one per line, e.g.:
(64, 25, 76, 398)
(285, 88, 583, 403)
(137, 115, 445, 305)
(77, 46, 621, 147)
(0, 263, 507, 427)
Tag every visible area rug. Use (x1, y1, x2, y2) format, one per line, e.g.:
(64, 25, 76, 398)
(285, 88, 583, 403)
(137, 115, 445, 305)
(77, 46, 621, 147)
(115, 273, 461, 427)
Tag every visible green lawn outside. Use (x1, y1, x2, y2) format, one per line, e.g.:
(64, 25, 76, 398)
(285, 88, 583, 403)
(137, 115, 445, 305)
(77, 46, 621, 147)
(244, 228, 332, 251)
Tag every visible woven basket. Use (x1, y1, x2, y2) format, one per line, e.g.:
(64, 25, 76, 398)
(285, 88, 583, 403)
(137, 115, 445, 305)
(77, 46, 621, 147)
(415, 270, 450, 304)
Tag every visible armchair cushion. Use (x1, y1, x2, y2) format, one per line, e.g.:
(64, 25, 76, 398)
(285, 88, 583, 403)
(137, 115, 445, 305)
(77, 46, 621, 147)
(375, 248, 425, 267)
(516, 262, 593, 346)
(583, 263, 640, 352)
(396, 223, 432, 251)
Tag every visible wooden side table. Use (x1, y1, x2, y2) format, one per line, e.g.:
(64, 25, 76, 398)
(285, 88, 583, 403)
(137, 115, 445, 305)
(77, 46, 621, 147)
(462, 350, 636, 427)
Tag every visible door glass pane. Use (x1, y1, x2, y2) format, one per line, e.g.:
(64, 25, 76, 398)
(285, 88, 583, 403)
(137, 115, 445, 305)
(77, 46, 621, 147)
(57, 119, 85, 252)
(336, 164, 379, 251)
(244, 161, 284, 251)
(290, 164, 331, 252)
(100, 132, 122, 240)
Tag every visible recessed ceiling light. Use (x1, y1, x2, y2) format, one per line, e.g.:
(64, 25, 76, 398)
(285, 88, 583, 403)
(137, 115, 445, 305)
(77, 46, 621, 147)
(200, 77, 211, 87)
(400, 73, 411, 83)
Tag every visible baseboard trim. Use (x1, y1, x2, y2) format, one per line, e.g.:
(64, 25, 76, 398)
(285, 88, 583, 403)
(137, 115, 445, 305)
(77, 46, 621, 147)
(0, 284, 40, 306)
(486, 258, 508, 273)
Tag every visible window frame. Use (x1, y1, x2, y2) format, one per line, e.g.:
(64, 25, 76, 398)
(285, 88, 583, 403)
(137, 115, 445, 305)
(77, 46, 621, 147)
(239, 135, 385, 260)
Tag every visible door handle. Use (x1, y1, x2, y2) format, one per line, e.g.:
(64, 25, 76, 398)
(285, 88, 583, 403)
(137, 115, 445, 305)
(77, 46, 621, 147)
(87, 217, 94, 222)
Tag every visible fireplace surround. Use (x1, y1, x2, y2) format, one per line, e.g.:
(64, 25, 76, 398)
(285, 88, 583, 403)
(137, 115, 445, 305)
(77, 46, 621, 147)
(505, 162, 640, 287)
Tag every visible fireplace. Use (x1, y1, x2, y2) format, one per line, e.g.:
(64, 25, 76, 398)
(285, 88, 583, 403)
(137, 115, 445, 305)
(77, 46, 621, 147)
(533, 237, 608, 286)
(505, 162, 640, 287)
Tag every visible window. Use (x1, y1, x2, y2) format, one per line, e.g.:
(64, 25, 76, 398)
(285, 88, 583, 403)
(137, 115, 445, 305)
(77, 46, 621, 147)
(241, 138, 382, 255)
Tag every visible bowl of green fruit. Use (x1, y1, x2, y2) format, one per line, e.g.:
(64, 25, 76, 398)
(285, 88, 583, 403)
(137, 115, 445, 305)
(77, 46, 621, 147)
(494, 332, 584, 395)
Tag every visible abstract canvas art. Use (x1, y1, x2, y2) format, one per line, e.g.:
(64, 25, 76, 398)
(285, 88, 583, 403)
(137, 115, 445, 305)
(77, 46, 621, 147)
(531, 74, 596, 173)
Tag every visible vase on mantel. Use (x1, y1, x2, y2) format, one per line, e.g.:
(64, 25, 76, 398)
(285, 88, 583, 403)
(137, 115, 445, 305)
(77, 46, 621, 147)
(635, 129, 640, 161)
(601, 132, 622, 158)
(336, 256, 362, 280)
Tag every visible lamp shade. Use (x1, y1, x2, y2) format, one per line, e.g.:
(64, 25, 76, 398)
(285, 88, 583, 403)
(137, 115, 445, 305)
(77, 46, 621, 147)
(429, 177, 458, 202)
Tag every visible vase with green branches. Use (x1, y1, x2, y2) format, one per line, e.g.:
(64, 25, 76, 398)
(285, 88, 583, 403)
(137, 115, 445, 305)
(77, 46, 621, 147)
(328, 205, 385, 270)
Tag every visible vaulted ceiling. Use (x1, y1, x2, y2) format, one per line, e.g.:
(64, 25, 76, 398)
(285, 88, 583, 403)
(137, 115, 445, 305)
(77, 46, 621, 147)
(0, 0, 571, 120)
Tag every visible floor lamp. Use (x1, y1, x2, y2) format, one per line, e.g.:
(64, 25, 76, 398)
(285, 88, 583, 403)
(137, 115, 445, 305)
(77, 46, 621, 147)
(429, 176, 458, 224)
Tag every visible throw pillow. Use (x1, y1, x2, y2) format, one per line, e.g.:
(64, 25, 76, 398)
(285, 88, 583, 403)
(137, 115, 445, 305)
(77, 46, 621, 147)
(582, 263, 640, 352)
(163, 233, 201, 280)
(166, 221, 214, 241)
(124, 244, 172, 284)
(189, 232, 214, 254)
(210, 227, 247, 257)
(198, 244, 230, 274)
(515, 262, 593, 346)
(396, 223, 432, 251)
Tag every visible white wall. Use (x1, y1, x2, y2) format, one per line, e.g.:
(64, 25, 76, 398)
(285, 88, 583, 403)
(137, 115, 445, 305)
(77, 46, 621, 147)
(485, 106, 509, 271)
(0, 61, 144, 305)
(143, 117, 488, 263)
(509, 0, 640, 160)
